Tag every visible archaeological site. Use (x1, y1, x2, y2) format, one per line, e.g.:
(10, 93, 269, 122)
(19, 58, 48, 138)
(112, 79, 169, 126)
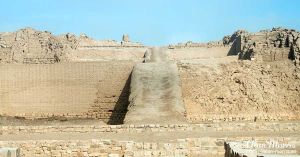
(0, 26, 299, 157)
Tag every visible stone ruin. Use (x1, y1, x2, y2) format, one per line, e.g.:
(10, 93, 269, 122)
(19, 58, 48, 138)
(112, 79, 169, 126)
(1, 27, 299, 65)
(168, 27, 300, 66)
(225, 27, 300, 65)
(0, 28, 144, 64)
(122, 34, 130, 42)
(0, 28, 66, 64)
(0, 27, 299, 157)
(168, 40, 224, 49)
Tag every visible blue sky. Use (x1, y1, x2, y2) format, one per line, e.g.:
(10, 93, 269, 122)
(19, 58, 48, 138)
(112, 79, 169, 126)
(0, 0, 299, 46)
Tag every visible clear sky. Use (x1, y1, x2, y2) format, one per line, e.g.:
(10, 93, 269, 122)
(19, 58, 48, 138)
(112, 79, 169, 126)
(0, 0, 299, 46)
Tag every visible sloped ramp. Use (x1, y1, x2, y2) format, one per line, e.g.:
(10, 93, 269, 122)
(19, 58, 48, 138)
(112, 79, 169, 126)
(124, 48, 186, 124)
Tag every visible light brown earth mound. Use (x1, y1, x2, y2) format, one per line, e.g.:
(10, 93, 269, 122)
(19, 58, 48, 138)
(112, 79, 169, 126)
(180, 58, 300, 122)
(125, 48, 186, 124)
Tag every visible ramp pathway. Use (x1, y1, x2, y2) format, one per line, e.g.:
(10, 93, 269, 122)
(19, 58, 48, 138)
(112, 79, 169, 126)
(124, 47, 186, 124)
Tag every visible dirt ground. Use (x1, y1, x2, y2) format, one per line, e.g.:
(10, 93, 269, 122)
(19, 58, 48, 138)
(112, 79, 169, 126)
(0, 116, 106, 126)
(1, 130, 299, 143)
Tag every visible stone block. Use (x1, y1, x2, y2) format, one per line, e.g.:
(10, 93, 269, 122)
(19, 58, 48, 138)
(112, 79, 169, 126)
(108, 153, 120, 157)
(0, 148, 20, 157)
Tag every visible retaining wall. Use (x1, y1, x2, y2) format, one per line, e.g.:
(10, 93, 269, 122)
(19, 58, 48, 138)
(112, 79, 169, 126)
(0, 138, 225, 157)
(0, 62, 135, 124)
(1, 122, 299, 135)
(0, 137, 299, 157)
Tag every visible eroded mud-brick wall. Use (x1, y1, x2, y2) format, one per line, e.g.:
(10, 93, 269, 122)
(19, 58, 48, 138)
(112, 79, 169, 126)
(0, 62, 134, 123)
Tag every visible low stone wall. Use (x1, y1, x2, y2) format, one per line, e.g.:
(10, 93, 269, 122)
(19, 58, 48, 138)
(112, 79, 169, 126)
(1, 137, 299, 157)
(1, 122, 299, 135)
(185, 114, 299, 123)
(169, 47, 230, 60)
(0, 138, 225, 157)
(23, 58, 58, 64)
(224, 140, 300, 157)
(224, 142, 256, 157)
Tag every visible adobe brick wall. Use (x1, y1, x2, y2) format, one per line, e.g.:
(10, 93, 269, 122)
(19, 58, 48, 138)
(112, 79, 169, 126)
(0, 62, 135, 123)
(0, 137, 298, 157)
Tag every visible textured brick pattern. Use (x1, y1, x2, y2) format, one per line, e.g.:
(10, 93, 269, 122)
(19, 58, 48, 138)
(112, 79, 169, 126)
(0, 62, 134, 123)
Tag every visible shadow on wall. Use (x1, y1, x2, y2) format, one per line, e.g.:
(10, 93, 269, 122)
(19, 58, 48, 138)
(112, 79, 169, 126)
(108, 73, 132, 125)
(227, 43, 238, 56)
(289, 46, 295, 60)
(227, 37, 241, 56)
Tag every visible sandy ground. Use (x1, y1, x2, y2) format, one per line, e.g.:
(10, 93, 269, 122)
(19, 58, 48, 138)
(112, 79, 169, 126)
(1, 129, 299, 143)
(0, 116, 106, 126)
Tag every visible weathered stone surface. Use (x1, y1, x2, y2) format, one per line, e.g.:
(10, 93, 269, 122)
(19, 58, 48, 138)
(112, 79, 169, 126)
(169, 40, 224, 48)
(0, 28, 144, 64)
(0, 28, 65, 63)
(225, 27, 300, 65)
(180, 59, 300, 122)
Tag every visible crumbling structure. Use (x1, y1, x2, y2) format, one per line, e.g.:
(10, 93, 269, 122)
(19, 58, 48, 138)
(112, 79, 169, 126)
(0, 28, 66, 63)
(0, 28, 144, 64)
(225, 27, 300, 65)
(0, 27, 299, 157)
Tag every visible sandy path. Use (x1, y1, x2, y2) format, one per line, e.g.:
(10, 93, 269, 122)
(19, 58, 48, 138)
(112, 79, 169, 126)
(1, 131, 299, 142)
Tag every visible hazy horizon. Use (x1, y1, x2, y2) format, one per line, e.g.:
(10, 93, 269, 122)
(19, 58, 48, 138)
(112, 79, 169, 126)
(1, 0, 299, 46)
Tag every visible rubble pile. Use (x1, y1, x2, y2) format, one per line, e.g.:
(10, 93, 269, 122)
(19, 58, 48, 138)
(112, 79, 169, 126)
(0, 28, 144, 63)
(0, 28, 66, 63)
(226, 27, 300, 65)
